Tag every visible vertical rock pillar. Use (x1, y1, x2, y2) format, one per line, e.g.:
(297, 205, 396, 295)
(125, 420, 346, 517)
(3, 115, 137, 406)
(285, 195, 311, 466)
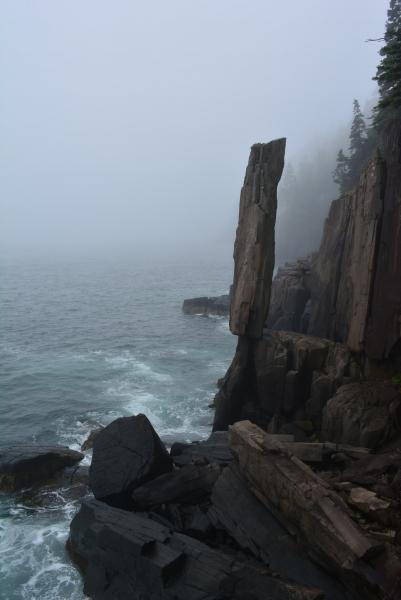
(214, 139, 286, 431)
(230, 139, 286, 338)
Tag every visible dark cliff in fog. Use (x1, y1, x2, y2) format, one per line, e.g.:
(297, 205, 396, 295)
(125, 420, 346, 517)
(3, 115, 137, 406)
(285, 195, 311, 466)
(268, 120, 401, 363)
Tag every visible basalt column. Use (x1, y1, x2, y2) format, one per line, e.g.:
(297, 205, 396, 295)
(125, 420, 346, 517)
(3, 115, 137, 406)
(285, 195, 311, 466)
(214, 139, 286, 430)
(230, 139, 286, 338)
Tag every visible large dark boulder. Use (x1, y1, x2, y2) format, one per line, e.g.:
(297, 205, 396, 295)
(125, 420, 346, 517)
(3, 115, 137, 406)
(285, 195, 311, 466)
(132, 464, 221, 509)
(0, 445, 83, 492)
(322, 382, 401, 448)
(89, 414, 172, 508)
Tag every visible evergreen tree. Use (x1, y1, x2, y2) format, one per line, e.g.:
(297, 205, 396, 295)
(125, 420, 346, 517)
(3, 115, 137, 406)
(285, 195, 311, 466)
(349, 100, 367, 156)
(332, 149, 350, 194)
(374, 0, 401, 122)
(348, 100, 370, 183)
(332, 100, 370, 193)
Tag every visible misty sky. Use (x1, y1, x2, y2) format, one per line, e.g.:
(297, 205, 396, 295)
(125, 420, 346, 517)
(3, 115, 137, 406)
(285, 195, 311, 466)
(0, 1, 388, 260)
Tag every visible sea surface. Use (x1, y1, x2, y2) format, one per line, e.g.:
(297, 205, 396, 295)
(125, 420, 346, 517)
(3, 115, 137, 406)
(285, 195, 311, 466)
(0, 255, 236, 600)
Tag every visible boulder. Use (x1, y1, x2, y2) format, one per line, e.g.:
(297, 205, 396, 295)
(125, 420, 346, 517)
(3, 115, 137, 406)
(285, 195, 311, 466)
(132, 464, 221, 509)
(230, 139, 286, 338)
(322, 382, 401, 448)
(0, 445, 84, 492)
(89, 414, 172, 508)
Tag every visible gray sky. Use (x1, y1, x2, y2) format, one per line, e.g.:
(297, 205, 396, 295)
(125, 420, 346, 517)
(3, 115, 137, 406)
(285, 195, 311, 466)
(0, 1, 388, 260)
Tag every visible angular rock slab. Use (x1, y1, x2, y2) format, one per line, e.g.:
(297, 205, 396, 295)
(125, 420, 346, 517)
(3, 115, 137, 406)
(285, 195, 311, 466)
(89, 414, 172, 507)
(69, 498, 324, 600)
(228, 421, 395, 599)
(132, 464, 221, 509)
(0, 445, 84, 492)
(209, 464, 348, 600)
(170, 431, 233, 466)
(230, 139, 286, 338)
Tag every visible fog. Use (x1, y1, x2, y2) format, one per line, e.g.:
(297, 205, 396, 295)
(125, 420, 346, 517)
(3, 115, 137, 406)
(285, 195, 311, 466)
(0, 1, 387, 262)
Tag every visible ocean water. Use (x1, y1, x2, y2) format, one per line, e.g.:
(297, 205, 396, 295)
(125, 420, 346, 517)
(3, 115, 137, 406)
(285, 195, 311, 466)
(0, 255, 236, 600)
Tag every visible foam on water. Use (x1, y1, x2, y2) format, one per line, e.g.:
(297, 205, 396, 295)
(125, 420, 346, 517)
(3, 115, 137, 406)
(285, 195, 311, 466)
(0, 258, 235, 598)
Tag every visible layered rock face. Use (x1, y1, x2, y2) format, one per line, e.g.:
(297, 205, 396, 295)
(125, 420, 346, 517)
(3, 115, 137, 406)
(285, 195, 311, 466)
(268, 122, 401, 361)
(230, 139, 286, 337)
(214, 330, 361, 433)
(365, 122, 401, 360)
(213, 126, 401, 445)
(307, 151, 385, 353)
(267, 256, 312, 332)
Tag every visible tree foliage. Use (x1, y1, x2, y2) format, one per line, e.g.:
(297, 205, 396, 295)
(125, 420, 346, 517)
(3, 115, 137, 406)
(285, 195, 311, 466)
(374, 0, 401, 123)
(332, 100, 373, 194)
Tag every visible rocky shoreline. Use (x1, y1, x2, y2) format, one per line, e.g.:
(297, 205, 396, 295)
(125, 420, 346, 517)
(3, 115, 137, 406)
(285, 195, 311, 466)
(2, 126, 401, 598)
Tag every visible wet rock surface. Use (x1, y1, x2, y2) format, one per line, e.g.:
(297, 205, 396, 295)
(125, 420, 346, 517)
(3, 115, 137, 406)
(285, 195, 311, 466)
(0, 445, 84, 492)
(182, 294, 230, 317)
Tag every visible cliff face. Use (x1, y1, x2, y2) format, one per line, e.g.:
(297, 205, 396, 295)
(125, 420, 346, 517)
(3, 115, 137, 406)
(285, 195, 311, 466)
(230, 140, 286, 338)
(268, 122, 401, 361)
(308, 151, 385, 353)
(214, 124, 401, 438)
(365, 122, 401, 360)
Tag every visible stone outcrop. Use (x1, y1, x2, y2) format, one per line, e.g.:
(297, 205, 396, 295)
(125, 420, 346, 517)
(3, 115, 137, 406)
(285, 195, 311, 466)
(89, 414, 172, 508)
(69, 496, 326, 600)
(69, 415, 401, 600)
(365, 122, 401, 360)
(266, 123, 401, 362)
(267, 257, 312, 333)
(182, 294, 230, 317)
(230, 139, 286, 337)
(213, 330, 360, 432)
(307, 151, 385, 352)
(0, 445, 84, 492)
(228, 421, 401, 600)
(321, 381, 401, 448)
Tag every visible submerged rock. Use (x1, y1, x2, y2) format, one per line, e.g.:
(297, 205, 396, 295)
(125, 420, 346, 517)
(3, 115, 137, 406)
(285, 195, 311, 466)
(0, 445, 84, 492)
(89, 414, 172, 508)
(182, 294, 230, 317)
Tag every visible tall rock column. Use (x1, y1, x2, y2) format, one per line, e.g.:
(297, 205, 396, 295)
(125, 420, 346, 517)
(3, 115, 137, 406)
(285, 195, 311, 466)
(230, 140, 286, 338)
(214, 139, 286, 430)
